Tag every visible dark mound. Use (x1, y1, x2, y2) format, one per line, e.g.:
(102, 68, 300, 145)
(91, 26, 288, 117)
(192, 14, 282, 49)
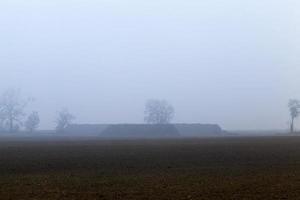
(65, 124, 109, 136)
(100, 124, 180, 138)
(175, 123, 223, 137)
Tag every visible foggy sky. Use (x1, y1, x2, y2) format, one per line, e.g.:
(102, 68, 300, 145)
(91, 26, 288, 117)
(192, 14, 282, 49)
(0, 0, 299, 130)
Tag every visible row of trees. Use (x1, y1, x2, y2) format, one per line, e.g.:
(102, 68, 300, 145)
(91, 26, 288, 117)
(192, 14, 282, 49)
(0, 89, 175, 133)
(53, 100, 175, 132)
(0, 89, 35, 133)
(0, 89, 75, 133)
(4, 88, 300, 134)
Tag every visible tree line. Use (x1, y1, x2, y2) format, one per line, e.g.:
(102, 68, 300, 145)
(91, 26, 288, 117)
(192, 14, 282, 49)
(2, 88, 300, 134)
(0, 89, 175, 133)
(0, 89, 76, 133)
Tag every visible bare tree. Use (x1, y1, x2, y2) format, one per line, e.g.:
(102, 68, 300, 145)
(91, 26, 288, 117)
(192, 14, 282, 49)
(0, 89, 27, 133)
(144, 99, 174, 124)
(289, 99, 300, 133)
(25, 111, 40, 133)
(56, 108, 75, 132)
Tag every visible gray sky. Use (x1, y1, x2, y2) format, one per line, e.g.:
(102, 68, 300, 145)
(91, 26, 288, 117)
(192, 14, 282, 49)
(0, 0, 299, 130)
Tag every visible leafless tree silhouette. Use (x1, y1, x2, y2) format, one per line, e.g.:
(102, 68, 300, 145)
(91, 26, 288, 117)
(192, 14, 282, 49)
(56, 108, 75, 132)
(144, 99, 174, 124)
(0, 89, 27, 133)
(288, 99, 300, 133)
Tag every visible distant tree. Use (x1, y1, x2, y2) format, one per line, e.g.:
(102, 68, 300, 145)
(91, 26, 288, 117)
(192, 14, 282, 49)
(56, 108, 75, 132)
(144, 99, 174, 124)
(289, 99, 300, 133)
(0, 89, 27, 133)
(25, 111, 40, 133)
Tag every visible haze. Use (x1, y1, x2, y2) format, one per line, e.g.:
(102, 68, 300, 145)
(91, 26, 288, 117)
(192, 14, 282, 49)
(0, 0, 299, 130)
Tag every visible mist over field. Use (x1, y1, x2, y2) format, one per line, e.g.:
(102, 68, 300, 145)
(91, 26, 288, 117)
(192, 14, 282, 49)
(0, 0, 299, 131)
(2, 1, 300, 200)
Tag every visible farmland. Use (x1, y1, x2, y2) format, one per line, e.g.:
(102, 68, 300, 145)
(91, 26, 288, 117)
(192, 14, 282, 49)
(1, 136, 300, 199)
